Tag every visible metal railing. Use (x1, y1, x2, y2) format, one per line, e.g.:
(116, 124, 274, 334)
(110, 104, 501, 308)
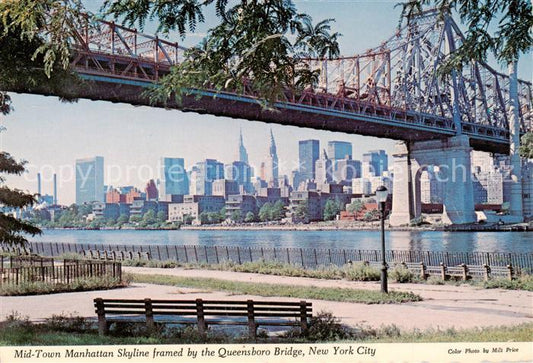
(14, 242, 533, 273)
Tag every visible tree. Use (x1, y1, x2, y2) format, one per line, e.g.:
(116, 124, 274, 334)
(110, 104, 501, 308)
(141, 209, 157, 226)
(207, 212, 222, 224)
(230, 210, 242, 222)
(102, 0, 341, 106)
(519, 132, 533, 159)
(258, 202, 272, 222)
(399, 1, 532, 72)
(129, 215, 142, 224)
(346, 200, 364, 214)
(0, 1, 84, 111)
(89, 217, 105, 229)
(117, 214, 129, 225)
(271, 200, 285, 221)
(293, 202, 309, 222)
(77, 204, 92, 218)
(323, 199, 342, 221)
(0, 152, 41, 244)
(363, 210, 380, 222)
(218, 207, 227, 222)
(1, 1, 340, 111)
(244, 211, 255, 223)
(157, 210, 167, 223)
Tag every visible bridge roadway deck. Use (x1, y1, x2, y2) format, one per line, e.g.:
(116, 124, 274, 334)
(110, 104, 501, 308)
(81, 73, 511, 154)
(8, 70, 511, 154)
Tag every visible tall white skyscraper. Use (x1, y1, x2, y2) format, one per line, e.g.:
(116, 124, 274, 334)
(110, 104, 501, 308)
(264, 129, 279, 187)
(238, 129, 249, 164)
(159, 157, 189, 199)
(76, 156, 104, 204)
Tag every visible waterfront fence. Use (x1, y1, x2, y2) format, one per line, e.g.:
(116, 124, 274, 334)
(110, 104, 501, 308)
(16, 242, 533, 273)
(0, 259, 122, 286)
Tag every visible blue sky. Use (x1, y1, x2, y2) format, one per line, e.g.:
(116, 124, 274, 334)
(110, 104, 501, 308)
(1, 1, 531, 204)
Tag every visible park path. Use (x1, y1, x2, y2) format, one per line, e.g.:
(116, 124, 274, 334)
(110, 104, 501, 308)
(1, 266, 531, 331)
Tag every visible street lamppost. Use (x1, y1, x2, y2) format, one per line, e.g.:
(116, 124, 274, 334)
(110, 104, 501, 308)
(375, 185, 388, 293)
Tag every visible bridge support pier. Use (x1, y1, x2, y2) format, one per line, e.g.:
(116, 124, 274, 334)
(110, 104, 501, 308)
(389, 135, 477, 226)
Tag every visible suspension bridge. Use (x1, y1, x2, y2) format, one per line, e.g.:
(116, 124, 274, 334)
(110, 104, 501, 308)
(59, 10, 532, 155)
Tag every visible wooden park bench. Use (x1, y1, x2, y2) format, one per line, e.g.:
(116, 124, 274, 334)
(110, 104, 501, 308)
(94, 298, 312, 338)
(435, 263, 514, 281)
(483, 265, 514, 280)
(83, 250, 151, 261)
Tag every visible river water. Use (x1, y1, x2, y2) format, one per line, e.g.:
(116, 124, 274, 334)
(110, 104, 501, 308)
(29, 229, 532, 253)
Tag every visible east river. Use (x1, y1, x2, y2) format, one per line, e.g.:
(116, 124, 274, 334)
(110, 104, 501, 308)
(28, 229, 532, 253)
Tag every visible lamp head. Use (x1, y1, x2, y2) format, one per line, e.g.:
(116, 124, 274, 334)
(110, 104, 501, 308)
(375, 185, 388, 203)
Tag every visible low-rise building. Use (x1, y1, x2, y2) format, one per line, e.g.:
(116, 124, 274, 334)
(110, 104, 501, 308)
(212, 179, 240, 199)
(168, 195, 226, 223)
(225, 194, 257, 220)
(130, 199, 157, 218)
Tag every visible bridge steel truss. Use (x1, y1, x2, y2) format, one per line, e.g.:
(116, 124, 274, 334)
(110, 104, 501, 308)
(69, 11, 532, 154)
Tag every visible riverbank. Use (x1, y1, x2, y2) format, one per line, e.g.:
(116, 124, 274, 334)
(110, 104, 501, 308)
(38, 220, 531, 232)
(180, 221, 531, 232)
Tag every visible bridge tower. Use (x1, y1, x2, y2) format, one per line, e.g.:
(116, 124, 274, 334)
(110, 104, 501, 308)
(389, 136, 477, 226)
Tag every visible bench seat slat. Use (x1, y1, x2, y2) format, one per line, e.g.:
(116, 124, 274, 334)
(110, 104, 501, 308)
(97, 303, 147, 308)
(98, 299, 312, 307)
(151, 305, 197, 310)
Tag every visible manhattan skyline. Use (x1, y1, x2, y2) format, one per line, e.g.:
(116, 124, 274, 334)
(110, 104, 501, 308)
(1, 93, 395, 205)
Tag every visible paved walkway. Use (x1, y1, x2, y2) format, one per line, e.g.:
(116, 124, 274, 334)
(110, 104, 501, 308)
(1, 267, 531, 331)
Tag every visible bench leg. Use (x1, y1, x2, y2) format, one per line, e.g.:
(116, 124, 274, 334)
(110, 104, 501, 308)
(98, 318, 109, 336)
(95, 298, 108, 336)
(248, 322, 257, 339)
(197, 318, 207, 335)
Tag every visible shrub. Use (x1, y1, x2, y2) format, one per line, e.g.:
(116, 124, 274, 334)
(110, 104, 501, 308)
(389, 265, 415, 283)
(343, 263, 380, 281)
(282, 311, 352, 341)
(426, 276, 445, 285)
(483, 274, 533, 291)
(59, 252, 85, 260)
(42, 314, 94, 333)
(305, 311, 353, 341)
(147, 259, 178, 268)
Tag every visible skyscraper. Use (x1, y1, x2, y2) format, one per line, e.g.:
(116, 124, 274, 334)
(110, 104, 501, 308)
(225, 161, 253, 193)
(362, 150, 388, 177)
(238, 129, 249, 164)
(264, 130, 279, 187)
(315, 149, 333, 184)
(298, 139, 319, 182)
(192, 159, 224, 195)
(159, 157, 189, 199)
(328, 141, 353, 177)
(145, 179, 159, 201)
(76, 156, 104, 204)
(333, 158, 362, 183)
(327, 141, 352, 161)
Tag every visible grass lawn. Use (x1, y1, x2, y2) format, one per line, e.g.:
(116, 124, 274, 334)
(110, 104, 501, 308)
(128, 273, 421, 304)
(1, 313, 531, 345)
